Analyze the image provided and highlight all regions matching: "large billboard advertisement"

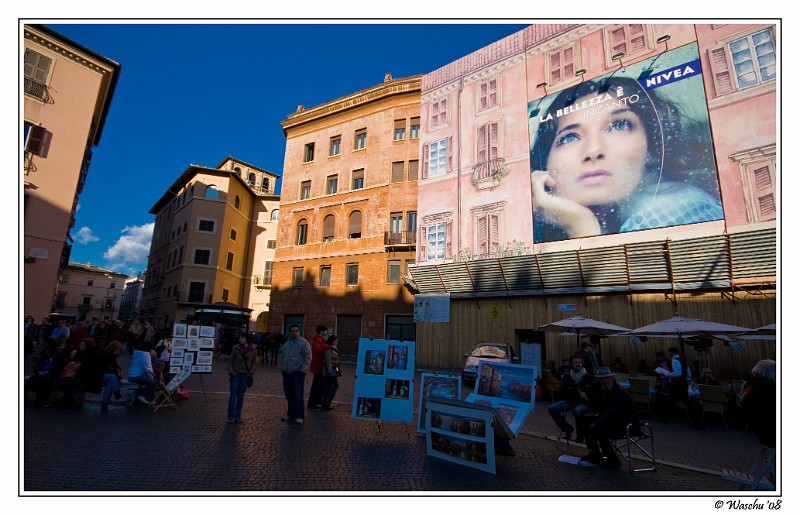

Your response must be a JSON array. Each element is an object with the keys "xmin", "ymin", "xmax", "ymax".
[{"xmin": 528, "ymin": 42, "xmax": 723, "ymax": 243}]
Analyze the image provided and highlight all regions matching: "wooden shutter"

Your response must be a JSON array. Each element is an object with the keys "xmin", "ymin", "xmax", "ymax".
[
  {"xmin": 488, "ymin": 79, "xmax": 497, "ymax": 107},
  {"xmin": 489, "ymin": 122, "xmax": 499, "ymax": 161},
  {"xmin": 749, "ymin": 161, "xmax": 776, "ymax": 220},
  {"xmin": 419, "ymin": 226, "xmax": 427, "ymax": 262},
  {"xmin": 447, "ymin": 136, "xmax": 453, "ymax": 172},
  {"xmin": 26, "ymin": 125, "xmax": 48, "ymax": 156},
  {"xmin": 479, "ymin": 82, "xmax": 488, "ymax": 110},
  {"xmin": 24, "ymin": 50, "xmax": 51, "ymax": 83},
  {"xmin": 478, "ymin": 125, "xmax": 487, "ymax": 162},
  {"xmin": 610, "ymin": 26, "xmax": 627, "ymax": 55},
  {"xmin": 323, "ymin": 214, "xmax": 335, "ymax": 240},
  {"xmin": 628, "ymin": 24, "xmax": 646, "ymax": 52},
  {"xmin": 349, "ymin": 211, "xmax": 362, "ymax": 237},
  {"xmin": 421, "ymin": 143, "xmax": 429, "ymax": 180},
  {"xmin": 489, "ymin": 214, "xmax": 500, "ymax": 249},
  {"xmin": 445, "ymin": 221, "xmax": 453, "ymax": 259},
  {"xmin": 440, "ymin": 99, "xmax": 447, "ymax": 125},
  {"xmin": 408, "ymin": 160, "xmax": 419, "ymax": 181},
  {"xmin": 392, "ymin": 161, "xmax": 405, "ymax": 183},
  {"xmin": 708, "ymin": 45, "xmax": 735, "ymax": 97},
  {"xmin": 477, "ymin": 215, "xmax": 487, "ymax": 255}
]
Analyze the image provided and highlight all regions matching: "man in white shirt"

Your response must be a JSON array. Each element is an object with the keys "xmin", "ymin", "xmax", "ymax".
[{"xmin": 657, "ymin": 346, "xmax": 703, "ymax": 429}]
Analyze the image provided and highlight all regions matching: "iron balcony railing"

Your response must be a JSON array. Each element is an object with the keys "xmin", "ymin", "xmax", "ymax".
[
  {"xmin": 252, "ymin": 274, "xmax": 273, "ymax": 287},
  {"xmin": 470, "ymin": 157, "xmax": 509, "ymax": 187},
  {"xmin": 384, "ymin": 231, "xmax": 417, "ymax": 246},
  {"xmin": 24, "ymin": 78, "xmax": 50, "ymax": 102}
]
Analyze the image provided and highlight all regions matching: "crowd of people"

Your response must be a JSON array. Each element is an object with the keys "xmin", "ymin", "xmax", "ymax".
[
  {"xmin": 25, "ymin": 316, "xmax": 169, "ymax": 409},
  {"xmin": 543, "ymin": 344, "xmax": 777, "ymax": 469}
]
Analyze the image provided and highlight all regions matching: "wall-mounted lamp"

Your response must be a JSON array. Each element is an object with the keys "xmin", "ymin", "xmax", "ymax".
[
  {"xmin": 575, "ymin": 69, "xmax": 587, "ymax": 83},
  {"xmin": 657, "ymin": 34, "xmax": 671, "ymax": 51},
  {"xmin": 529, "ymin": 82, "xmax": 550, "ymax": 117},
  {"xmin": 611, "ymin": 52, "xmax": 625, "ymax": 70}
]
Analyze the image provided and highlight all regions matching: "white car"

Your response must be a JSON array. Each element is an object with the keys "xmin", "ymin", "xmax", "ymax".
[{"xmin": 462, "ymin": 342, "xmax": 518, "ymax": 384}]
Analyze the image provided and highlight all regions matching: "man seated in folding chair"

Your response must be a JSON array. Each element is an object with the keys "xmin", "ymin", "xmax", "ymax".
[
  {"xmin": 576, "ymin": 366, "xmax": 636, "ymax": 469},
  {"xmin": 547, "ymin": 355, "xmax": 596, "ymax": 443}
]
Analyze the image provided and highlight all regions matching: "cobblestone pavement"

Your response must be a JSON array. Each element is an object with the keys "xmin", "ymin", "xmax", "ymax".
[{"xmin": 22, "ymin": 354, "xmax": 779, "ymax": 499}]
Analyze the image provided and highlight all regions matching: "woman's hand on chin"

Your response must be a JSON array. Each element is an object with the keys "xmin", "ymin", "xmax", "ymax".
[{"xmin": 530, "ymin": 170, "xmax": 601, "ymax": 238}]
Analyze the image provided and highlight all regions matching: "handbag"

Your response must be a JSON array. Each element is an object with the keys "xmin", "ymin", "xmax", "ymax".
[{"xmin": 59, "ymin": 361, "xmax": 81, "ymax": 379}]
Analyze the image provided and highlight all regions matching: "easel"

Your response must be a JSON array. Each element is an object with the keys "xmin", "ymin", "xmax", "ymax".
[{"xmin": 150, "ymin": 369, "xmax": 191, "ymax": 412}]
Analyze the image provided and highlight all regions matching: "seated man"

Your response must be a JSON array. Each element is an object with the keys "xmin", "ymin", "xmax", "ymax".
[
  {"xmin": 547, "ymin": 355, "xmax": 596, "ymax": 442},
  {"xmin": 577, "ymin": 366, "xmax": 636, "ymax": 469}
]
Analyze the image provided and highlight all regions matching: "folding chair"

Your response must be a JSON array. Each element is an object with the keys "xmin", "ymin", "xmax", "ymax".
[
  {"xmin": 611, "ymin": 421, "xmax": 656, "ymax": 473},
  {"xmin": 722, "ymin": 446, "xmax": 775, "ymax": 490},
  {"xmin": 149, "ymin": 380, "xmax": 179, "ymax": 412}
]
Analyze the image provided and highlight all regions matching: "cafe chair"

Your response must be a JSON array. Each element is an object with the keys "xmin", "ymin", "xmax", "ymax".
[
  {"xmin": 541, "ymin": 369, "xmax": 561, "ymax": 403},
  {"xmin": 628, "ymin": 377, "xmax": 653, "ymax": 419},
  {"xmin": 610, "ymin": 420, "xmax": 656, "ymax": 473},
  {"xmin": 698, "ymin": 384, "xmax": 727, "ymax": 429}
]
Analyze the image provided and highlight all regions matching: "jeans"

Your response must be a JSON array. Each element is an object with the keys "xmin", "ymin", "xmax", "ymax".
[
  {"xmin": 321, "ymin": 375, "xmax": 339, "ymax": 408},
  {"xmin": 282, "ymin": 370, "xmax": 305, "ymax": 419},
  {"xmin": 227, "ymin": 373, "xmax": 249, "ymax": 421},
  {"xmin": 547, "ymin": 400, "xmax": 589, "ymax": 436},
  {"xmin": 102, "ymin": 374, "xmax": 120, "ymax": 403},
  {"xmin": 129, "ymin": 374, "xmax": 155, "ymax": 402}
]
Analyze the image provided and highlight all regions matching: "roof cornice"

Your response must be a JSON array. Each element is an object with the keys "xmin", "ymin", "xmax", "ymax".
[{"xmin": 281, "ymin": 75, "xmax": 422, "ymax": 133}]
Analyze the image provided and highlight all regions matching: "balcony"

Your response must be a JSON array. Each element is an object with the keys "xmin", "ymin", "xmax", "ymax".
[
  {"xmin": 384, "ymin": 231, "xmax": 416, "ymax": 250},
  {"xmin": 24, "ymin": 78, "xmax": 50, "ymax": 102},
  {"xmin": 471, "ymin": 157, "xmax": 508, "ymax": 190},
  {"xmin": 252, "ymin": 274, "xmax": 273, "ymax": 289},
  {"xmin": 174, "ymin": 291, "xmax": 214, "ymax": 304}
]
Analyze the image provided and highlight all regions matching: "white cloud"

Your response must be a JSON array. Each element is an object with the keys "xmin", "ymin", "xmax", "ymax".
[
  {"xmin": 103, "ymin": 223, "xmax": 154, "ymax": 270},
  {"xmin": 74, "ymin": 226, "xmax": 99, "ymax": 244}
]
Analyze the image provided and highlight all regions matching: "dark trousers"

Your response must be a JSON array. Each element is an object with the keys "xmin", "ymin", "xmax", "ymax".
[
  {"xmin": 580, "ymin": 414, "xmax": 623, "ymax": 463},
  {"xmin": 307, "ymin": 372, "xmax": 325, "ymax": 408},
  {"xmin": 322, "ymin": 376, "xmax": 339, "ymax": 408},
  {"xmin": 282, "ymin": 370, "xmax": 305, "ymax": 419},
  {"xmin": 664, "ymin": 377, "xmax": 699, "ymax": 425}
]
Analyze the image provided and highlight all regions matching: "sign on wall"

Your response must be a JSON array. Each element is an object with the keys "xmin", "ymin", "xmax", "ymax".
[
  {"xmin": 528, "ymin": 42, "xmax": 723, "ymax": 243},
  {"xmin": 413, "ymin": 294, "xmax": 450, "ymax": 322}
]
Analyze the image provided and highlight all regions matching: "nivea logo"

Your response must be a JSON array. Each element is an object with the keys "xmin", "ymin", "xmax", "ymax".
[{"xmin": 639, "ymin": 59, "xmax": 701, "ymax": 90}]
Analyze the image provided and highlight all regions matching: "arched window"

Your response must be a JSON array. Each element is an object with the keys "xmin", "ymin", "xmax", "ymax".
[
  {"xmin": 234, "ymin": 195, "xmax": 241, "ymax": 209},
  {"xmin": 297, "ymin": 219, "xmax": 309, "ymax": 245},
  {"xmin": 205, "ymin": 185, "xmax": 219, "ymax": 199},
  {"xmin": 233, "ymin": 167, "xmax": 241, "ymax": 177},
  {"xmin": 271, "ymin": 209, "xmax": 279, "ymax": 221},
  {"xmin": 262, "ymin": 177, "xmax": 270, "ymax": 191},
  {"xmin": 348, "ymin": 210, "xmax": 362, "ymax": 239},
  {"xmin": 248, "ymin": 173, "xmax": 256, "ymax": 187},
  {"xmin": 322, "ymin": 214, "xmax": 335, "ymax": 242}
]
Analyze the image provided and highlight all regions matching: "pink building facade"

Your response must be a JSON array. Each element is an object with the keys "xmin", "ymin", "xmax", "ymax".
[
  {"xmin": 411, "ymin": 23, "xmax": 776, "ymax": 372},
  {"xmin": 417, "ymin": 23, "xmax": 776, "ymax": 263}
]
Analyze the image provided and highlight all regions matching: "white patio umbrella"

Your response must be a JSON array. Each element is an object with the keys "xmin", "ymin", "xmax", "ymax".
[
  {"xmin": 736, "ymin": 324, "xmax": 777, "ymax": 341},
  {"xmin": 537, "ymin": 316, "xmax": 630, "ymax": 349},
  {"xmin": 626, "ymin": 315, "xmax": 753, "ymax": 367}
]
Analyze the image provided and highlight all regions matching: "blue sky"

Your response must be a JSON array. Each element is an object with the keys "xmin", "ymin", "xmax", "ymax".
[{"xmin": 42, "ymin": 22, "xmax": 529, "ymax": 277}]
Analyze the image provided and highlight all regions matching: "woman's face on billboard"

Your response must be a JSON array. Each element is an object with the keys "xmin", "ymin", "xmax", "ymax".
[{"xmin": 546, "ymin": 94, "xmax": 648, "ymax": 206}]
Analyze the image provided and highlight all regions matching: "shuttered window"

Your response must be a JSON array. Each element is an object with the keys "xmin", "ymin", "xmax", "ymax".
[
  {"xmin": 349, "ymin": 211, "xmax": 362, "ymax": 239},
  {"xmin": 392, "ymin": 161, "xmax": 405, "ymax": 183}
]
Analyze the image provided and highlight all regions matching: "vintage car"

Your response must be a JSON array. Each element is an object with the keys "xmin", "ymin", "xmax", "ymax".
[{"xmin": 462, "ymin": 342, "xmax": 518, "ymax": 384}]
